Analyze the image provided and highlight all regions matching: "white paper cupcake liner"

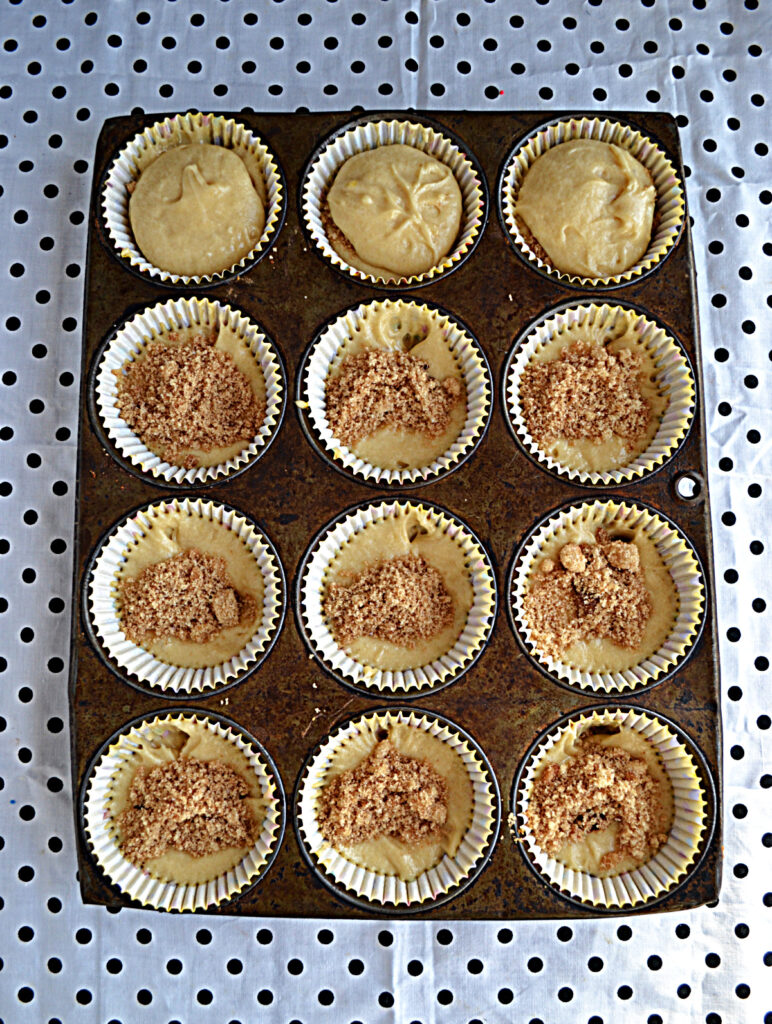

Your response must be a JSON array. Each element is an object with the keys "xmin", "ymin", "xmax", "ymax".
[
  {"xmin": 93, "ymin": 296, "xmax": 285, "ymax": 485},
  {"xmin": 298, "ymin": 299, "xmax": 492, "ymax": 486},
  {"xmin": 500, "ymin": 116, "xmax": 686, "ymax": 287},
  {"xmin": 83, "ymin": 712, "xmax": 284, "ymax": 911},
  {"xmin": 299, "ymin": 500, "xmax": 497, "ymax": 694},
  {"xmin": 512, "ymin": 706, "xmax": 710, "ymax": 909},
  {"xmin": 86, "ymin": 498, "xmax": 284, "ymax": 694},
  {"xmin": 101, "ymin": 111, "xmax": 284, "ymax": 286},
  {"xmin": 301, "ymin": 117, "xmax": 486, "ymax": 287},
  {"xmin": 296, "ymin": 707, "xmax": 500, "ymax": 909},
  {"xmin": 509, "ymin": 500, "xmax": 705, "ymax": 693},
  {"xmin": 504, "ymin": 302, "xmax": 696, "ymax": 486}
]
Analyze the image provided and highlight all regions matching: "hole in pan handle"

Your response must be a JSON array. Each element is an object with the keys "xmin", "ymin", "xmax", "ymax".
[{"xmin": 673, "ymin": 470, "xmax": 705, "ymax": 504}]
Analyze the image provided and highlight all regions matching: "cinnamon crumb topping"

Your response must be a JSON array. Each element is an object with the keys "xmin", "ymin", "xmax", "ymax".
[
  {"xmin": 116, "ymin": 334, "xmax": 265, "ymax": 469},
  {"xmin": 523, "ymin": 529, "xmax": 652, "ymax": 658},
  {"xmin": 119, "ymin": 757, "xmax": 258, "ymax": 863},
  {"xmin": 527, "ymin": 740, "xmax": 668, "ymax": 871},
  {"xmin": 325, "ymin": 349, "xmax": 464, "ymax": 447},
  {"xmin": 318, "ymin": 739, "xmax": 448, "ymax": 846},
  {"xmin": 324, "ymin": 553, "xmax": 454, "ymax": 648},
  {"xmin": 520, "ymin": 340, "xmax": 652, "ymax": 447},
  {"xmin": 119, "ymin": 548, "xmax": 257, "ymax": 645}
]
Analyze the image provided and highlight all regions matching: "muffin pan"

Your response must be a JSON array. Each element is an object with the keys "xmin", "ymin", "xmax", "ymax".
[{"xmin": 71, "ymin": 110, "xmax": 721, "ymax": 918}]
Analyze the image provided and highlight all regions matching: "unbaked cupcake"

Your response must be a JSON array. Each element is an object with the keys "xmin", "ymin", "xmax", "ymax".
[
  {"xmin": 298, "ymin": 500, "xmax": 496, "ymax": 695},
  {"xmin": 504, "ymin": 302, "xmax": 695, "ymax": 486},
  {"xmin": 500, "ymin": 116, "xmax": 685, "ymax": 288},
  {"xmin": 93, "ymin": 297, "xmax": 285, "ymax": 485},
  {"xmin": 298, "ymin": 298, "xmax": 491, "ymax": 487},
  {"xmin": 83, "ymin": 712, "xmax": 285, "ymax": 910},
  {"xmin": 296, "ymin": 707, "xmax": 500, "ymax": 909},
  {"xmin": 102, "ymin": 112, "xmax": 284, "ymax": 286},
  {"xmin": 512, "ymin": 706, "xmax": 711, "ymax": 910},
  {"xmin": 86, "ymin": 498, "xmax": 284, "ymax": 694},
  {"xmin": 302, "ymin": 117, "xmax": 486, "ymax": 287},
  {"xmin": 509, "ymin": 500, "xmax": 705, "ymax": 693}
]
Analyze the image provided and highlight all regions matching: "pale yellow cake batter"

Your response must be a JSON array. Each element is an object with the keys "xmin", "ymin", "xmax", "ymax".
[
  {"xmin": 526, "ymin": 510, "xmax": 678, "ymax": 673},
  {"xmin": 129, "ymin": 143, "xmax": 266, "ymax": 277},
  {"xmin": 522, "ymin": 313, "xmax": 668, "ymax": 474},
  {"xmin": 327, "ymin": 145, "xmax": 463, "ymax": 279},
  {"xmin": 516, "ymin": 140, "xmax": 655, "ymax": 278},
  {"xmin": 118, "ymin": 321, "xmax": 266, "ymax": 468}
]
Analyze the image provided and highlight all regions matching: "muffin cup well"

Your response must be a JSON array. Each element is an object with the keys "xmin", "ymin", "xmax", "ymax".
[
  {"xmin": 295, "ymin": 706, "xmax": 500, "ymax": 911},
  {"xmin": 499, "ymin": 115, "xmax": 685, "ymax": 288},
  {"xmin": 503, "ymin": 301, "xmax": 696, "ymax": 487},
  {"xmin": 82, "ymin": 710, "xmax": 285, "ymax": 911},
  {"xmin": 85, "ymin": 498, "xmax": 285, "ymax": 696},
  {"xmin": 511, "ymin": 705, "xmax": 712, "ymax": 911},
  {"xmin": 507, "ymin": 499, "xmax": 705, "ymax": 694},
  {"xmin": 91, "ymin": 297, "xmax": 286, "ymax": 486},
  {"xmin": 101, "ymin": 111, "xmax": 285, "ymax": 287},
  {"xmin": 297, "ymin": 299, "xmax": 492, "ymax": 488},
  {"xmin": 301, "ymin": 116, "xmax": 487, "ymax": 288},
  {"xmin": 297, "ymin": 499, "xmax": 497, "ymax": 697}
]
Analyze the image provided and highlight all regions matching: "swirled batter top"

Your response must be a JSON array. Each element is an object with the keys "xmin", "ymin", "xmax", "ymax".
[
  {"xmin": 516, "ymin": 140, "xmax": 656, "ymax": 278},
  {"xmin": 129, "ymin": 143, "xmax": 265, "ymax": 277},
  {"xmin": 326, "ymin": 145, "xmax": 463, "ymax": 279}
]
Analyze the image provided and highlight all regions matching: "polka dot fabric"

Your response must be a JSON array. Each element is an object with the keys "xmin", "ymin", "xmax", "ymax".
[{"xmin": 1, "ymin": 1, "xmax": 769, "ymax": 1022}]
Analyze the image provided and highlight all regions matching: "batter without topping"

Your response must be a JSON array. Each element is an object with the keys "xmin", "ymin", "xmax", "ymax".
[
  {"xmin": 326, "ymin": 145, "xmax": 463, "ymax": 279},
  {"xmin": 129, "ymin": 143, "xmax": 265, "ymax": 277},
  {"xmin": 516, "ymin": 140, "xmax": 655, "ymax": 278}
]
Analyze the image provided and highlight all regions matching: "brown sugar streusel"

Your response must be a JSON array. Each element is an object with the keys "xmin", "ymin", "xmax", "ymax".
[
  {"xmin": 527, "ymin": 741, "xmax": 668, "ymax": 871},
  {"xmin": 324, "ymin": 553, "xmax": 454, "ymax": 648},
  {"xmin": 119, "ymin": 548, "xmax": 257, "ymax": 645},
  {"xmin": 318, "ymin": 739, "xmax": 448, "ymax": 847},
  {"xmin": 119, "ymin": 757, "xmax": 258, "ymax": 863},
  {"xmin": 115, "ymin": 332, "xmax": 265, "ymax": 469},
  {"xmin": 325, "ymin": 349, "xmax": 464, "ymax": 447},
  {"xmin": 519, "ymin": 340, "xmax": 652, "ymax": 448},
  {"xmin": 523, "ymin": 529, "xmax": 652, "ymax": 659}
]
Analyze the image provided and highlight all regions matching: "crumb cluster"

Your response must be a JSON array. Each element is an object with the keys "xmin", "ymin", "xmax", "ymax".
[
  {"xmin": 324, "ymin": 553, "xmax": 454, "ymax": 648},
  {"xmin": 119, "ymin": 548, "xmax": 257, "ymax": 645},
  {"xmin": 116, "ymin": 334, "xmax": 265, "ymax": 468},
  {"xmin": 520, "ymin": 340, "xmax": 652, "ymax": 447},
  {"xmin": 527, "ymin": 740, "xmax": 667, "ymax": 871},
  {"xmin": 325, "ymin": 349, "xmax": 464, "ymax": 447},
  {"xmin": 119, "ymin": 757, "xmax": 258, "ymax": 863},
  {"xmin": 523, "ymin": 529, "xmax": 652, "ymax": 658},
  {"xmin": 318, "ymin": 739, "xmax": 448, "ymax": 847}
]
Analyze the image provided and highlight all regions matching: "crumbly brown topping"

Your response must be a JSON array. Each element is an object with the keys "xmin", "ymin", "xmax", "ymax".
[
  {"xmin": 527, "ymin": 740, "xmax": 668, "ymax": 870},
  {"xmin": 325, "ymin": 349, "xmax": 464, "ymax": 447},
  {"xmin": 523, "ymin": 529, "xmax": 652, "ymax": 658},
  {"xmin": 318, "ymin": 739, "xmax": 448, "ymax": 846},
  {"xmin": 119, "ymin": 548, "xmax": 257, "ymax": 645},
  {"xmin": 324, "ymin": 553, "xmax": 454, "ymax": 648},
  {"xmin": 520, "ymin": 340, "xmax": 652, "ymax": 447},
  {"xmin": 116, "ymin": 334, "xmax": 265, "ymax": 469},
  {"xmin": 119, "ymin": 757, "xmax": 258, "ymax": 863}
]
